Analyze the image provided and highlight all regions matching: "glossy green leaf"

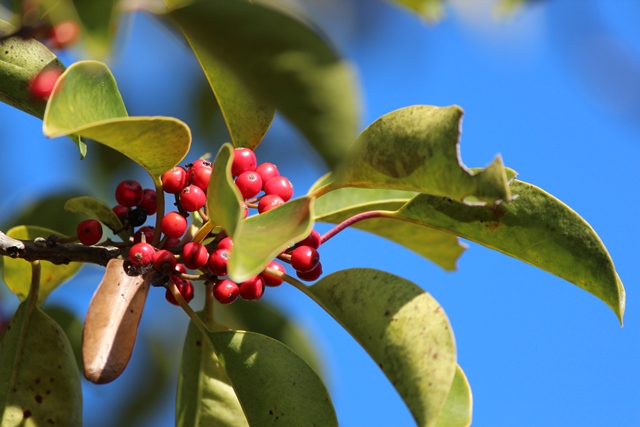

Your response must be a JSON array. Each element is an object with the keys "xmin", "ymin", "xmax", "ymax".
[
  {"xmin": 308, "ymin": 268, "xmax": 457, "ymax": 426},
  {"xmin": 434, "ymin": 365, "xmax": 472, "ymax": 427},
  {"xmin": 207, "ymin": 143, "xmax": 244, "ymax": 237},
  {"xmin": 167, "ymin": 0, "xmax": 275, "ymax": 150},
  {"xmin": 169, "ymin": 0, "xmax": 359, "ymax": 169},
  {"xmin": 228, "ymin": 196, "xmax": 315, "ymax": 282},
  {"xmin": 43, "ymin": 60, "xmax": 191, "ymax": 177},
  {"xmin": 313, "ymin": 186, "xmax": 465, "ymax": 271},
  {"xmin": 42, "ymin": 305, "xmax": 84, "ymax": 372},
  {"xmin": 64, "ymin": 196, "xmax": 128, "ymax": 240},
  {"xmin": 209, "ymin": 330, "xmax": 338, "ymax": 427},
  {"xmin": 177, "ymin": 314, "xmax": 248, "ymax": 427},
  {"xmin": 388, "ymin": 0, "xmax": 446, "ymax": 22},
  {"xmin": 396, "ymin": 180, "xmax": 626, "ymax": 323},
  {"xmin": 327, "ymin": 105, "xmax": 511, "ymax": 205},
  {"xmin": 0, "ymin": 298, "xmax": 82, "ymax": 426},
  {"xmin": 2, "ymin": 226, "xmax": 82, "ymax": 303}
]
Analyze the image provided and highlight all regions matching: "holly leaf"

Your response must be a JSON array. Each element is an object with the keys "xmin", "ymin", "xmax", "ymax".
[
  {"xmin": 169, "ymin": 0, "xmax": 359, "ymax": 169},
  {"xmin": 0, "ymin": 296, "xmax": 82, "ymax": 426},
  {"xmin": 42, "ymin": 60, "xmax": 191, "ymax": 177},
  {"xmin": 309, "ymin": 268, "xmax": 457, "ymax": 426},
  {"xmin": 228, "ymin": 197, "xmax": 315, "ymax": 282},
  {"xmin": 207, "ymin": 143, "xmax": 244, "ymax": 238},
  {"xmin": 64, "ymin": 196, "xmax": 128, "ymax": 240},
  {"xmin": 395, "ymin": 180, "xmax": 626, "ymax": 323},
  {"xmin": 208, "ymin": 330, "xmax": 338, "ymax": 427},
  {"xmin": 326, "ymin": 105, "xmax": 511, "ymax": 205},
  {"xmin": 1, "ymin": 226, "xmax": 83, "ymax": 303},
  {"xmin": 434, "ymin": 365, "xmax": 473, "ymax": 427}
]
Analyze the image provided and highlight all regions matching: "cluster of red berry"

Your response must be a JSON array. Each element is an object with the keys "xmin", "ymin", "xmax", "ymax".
[{"xmin": 74, "ymin": 147, "xmax": 324, "ymax": 307}]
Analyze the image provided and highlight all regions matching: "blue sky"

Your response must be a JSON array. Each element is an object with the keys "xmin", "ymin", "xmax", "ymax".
[{"xmin": 1, "ymin": 1, "xmax": 639, "ymax": 426}]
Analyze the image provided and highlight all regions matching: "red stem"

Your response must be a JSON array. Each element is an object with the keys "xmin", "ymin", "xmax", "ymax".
[{"xmin": 320, "ymin": 211, "xmax": 388, "ymax": 245}]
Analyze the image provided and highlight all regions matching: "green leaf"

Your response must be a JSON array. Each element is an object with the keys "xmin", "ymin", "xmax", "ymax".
[
  {"xmin": 2, "ymin": 226, "xmax": 83, "ymax": 303},
  {"xmin": 209, "ymin": 330, "xmax": 338, "ymax": 427},
  {"xmin": 327, "ymin": 105, "xmax": 511, "ymax": 205},
  {"xmin": 41, "ymin": 305, "xmax": 84, "ymax": 372},
  {"xmin": 308, "ymin": 268, "xmax": 457, "ymax": 426},
  {"xmin": 0, "ymin": 298, "xmax": 82, "ymax": 426},
  {"xmin": 168, "ymin": 0, "xmax": 359, "ymax": 169},
  {"xmin": 167, "ymin": 0, "xmax": 275, "ymax": 150},
  {"xmin": 72, "ymin": 0, "xmax": 119, "ymax": 58},
  {"xmin": 64, "ymin": 196, "xmax": 128, "ymax": 240},
  {"xmin": 313, "ymin": 185, "xmax": 465, "ymax": 271},
  {"xmin": 207, "ymin": 143, "xmax": 244, "ymax": 237},
  {"xmin": 395, "ymin": 180, "xmax": 626, "ymax": 323},
  {"xmin": 434, "ymin": 365, "xmax": 472, "ymax": 427},
  {"xmin": 228, "ymin": 196, "xmax": 315, "ymax": 282},
  {"xmin": 177, "ymin": 314, "xmax": 248, "ymax": 427},
  {"xmin": 388, "ymin": 0, "xmax": 446, "ymax": 22},
  {"xmin": 43, "ymin": 60, "xmax": 191, "ymax": 177}
]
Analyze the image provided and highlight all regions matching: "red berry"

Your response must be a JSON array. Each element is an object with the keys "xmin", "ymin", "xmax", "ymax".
[
  {"xmin": 166, "ymin": 278, "xmax": 194, "ymax": 305},
  {"xmin": 207, "ymin": 248, "xmax": 230, "ymax": 276},
  {"xmin": 255, "ymin": 162, "xmax": 280, "ymax": 184},
  {"xmin": 77, "ymin": 219, "xmax": 102, "ymax": 246},
  {"xmin": 296, "ymin": 262, "xmax": 323, "ymax": 281},
  {"xmin": 181, "ymin": 242, "xmax": 209, "ymax": 270},
  {"xmin": 231, "ymin": 148, "xmax": 257, "ymax": 176},
  {"xmin": 49, "ymin": 20, "xmax": 80, "ymax": 48},
  {"xmin": 257, "ymin": 195, "xmax": 284, "ymax": 213},
  {"xmin": 239, "ymin": 276, "xmax": 265, "ymax": 301},
  {"xmin": 190, "ymin": 165, "xmax": 212, "ymax": 191},
  {"xmin": 161, "ymin": 212, "xmax": 188, "ymax": 239},
  {"xmin": 164, "ymin": 237, "xmax": 181, "ymax": 249},
  {"xmin": 260, "ymin": 261, "xmax": 285, "ymax": 287},
  {"xmin": 139, "ymin": 189, "xmax": 157, "ymax": 215},
  {"xmin": 264, "ymin": 176, "xmax": 293, "ymax": 202},
  {"xmin": 235, "ymin": 171, "xmax": 263, "ymax": 199},
  {"xmin": 153, "ymin": 249, "xmax": 177, "ymax": 273},
  {"xmin": 180, "ymin": 185, "xmax": 207, "ymax": 212},
  {"xmin": 217, "ymin": 237, "xmax": 234, "ymax": 251},
  {"xmin": 298, "ymin": 230, "xmax": 321, "ymax": 249},
  {"xmin": 134, "ymin": 226, "xmax": 155, "ymax": 244},
  {"xmin": 174, "ymin": 263, "xmax": 187, "ymax": 275},
  {"xmin": 213, "ymin": 279, "xmax": 239, "ymax": 304},
  {"xmin": 290, "ymin": 245, "xmax": 320, "ymax": 273},
  {"xmin": 161, "ymin": 166, "xmax": 188, "ymax": 194},
  {"xmin": 129, "ymin": 242, "xmax": 155, "ymax": 266},
  {"xmin": 115, "ymin": 180, "xmax": 143, "ymax": 207},
  {"xmin": 29, "ymin": 68, "xmax": 62, "ymax": 100},
  {"xmin": 112, "ymin": 205, "xmax": 128, "ymax": 224},
  {"xmin": 188, "ymin": 159, "xmax": 213, "ymax": 171}
]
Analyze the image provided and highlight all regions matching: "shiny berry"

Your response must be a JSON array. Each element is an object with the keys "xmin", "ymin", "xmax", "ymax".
[
  {"xmin": 231, "ymin": 148, "xmax": 257, "ymax": 176},
  {"xmin": 188, "ymin": 159, "xmax": 213, "ymax": 171},
  {"xmin": 213, "ymin": 279, "xmax": 239, "ymax": 304},
  {"xmin": 261, "ymin": 261, "xmax": 285, "ymax": 287},
  {"xmin": 29, "ymin": 68, "xmax": 62, "ymax": 100},
  {"xmin": 190, "ymin": 165, "xmax": 212, "ymax": 191},
  {"xmin": 134, "ymin": 226, "xmax": 155, "ymax": 244},
  {"xmin": 217, "ymin": 237, "xmax": 234, "ymax": 251},
  {"xmin": 239, "ymin": 276, "xmax": 265, "ymax": 301},
  {"xmin": 153, "ymin": 249, "xmax": 177, "ymax": 273},
  {"xmin": 161, "ymin": 166, "xmax": 188, "ymax": 194},
  {"xmin": 257, "ymin": 195, "xmax": 284, "ymax": 213},
  {"xmin": 166, "ymin": 278, "xmax": 194, "ymax": 305},
  {"xmin": 161, "ymin": 212, "xmax": 188, "ymax": 239},
  {"xmin": 180, "ymin": 185, "xmax": 206, "ymax": 212},
  {"xmin": 207, "ymin": 248, "xmax": 230, "ymax": 276},
  {"xmin": 296, "ymin": 262, "xmax": 323, "ymax": 281},
  {"xmin": 255, "ymin": 162, "xmax": 279, "ymax": 184},
  {"xmin": 128, "ymin": 207, "xmax": 147, "ymax": 227},
  {"xmin": 77, "ymin": 219, "xmax": 103, "ymax": 246},
  {"xmin": 112, "ymin": 205, "xmax": 128, "ymax": 224},
  {"xmin": 129, "ymin": 242, "xmax": 155, "ymax": 266},
  {"xmin": 264, "ymin": 176, "xmax": 293, "ymax": 202},
  {"xmin": 298, "ymin": 230, "xmax": 321, "ymax": 249},
  {"xmin": 235, "ymin": 171, "xmax": 263, "ymax": 199},
  {"xmin": 139, "ymin": 189, "xmax": 157, "ymax": 215},
  {"xmin": 115, "ymin": 180, "xmax": 143, "ymax": 207},
  {"xmin": 181, "ymin": 242, "xmax": 209, "ymax": 270},
  {"xmin": 291, "ymin": 245, "xmax": 320, "ymax": 273}
]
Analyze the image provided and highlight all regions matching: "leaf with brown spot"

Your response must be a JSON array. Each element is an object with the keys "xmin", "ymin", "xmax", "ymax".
[{"xmin": 82, "ymin": 259, "xmax": 150, "ymax": 384}]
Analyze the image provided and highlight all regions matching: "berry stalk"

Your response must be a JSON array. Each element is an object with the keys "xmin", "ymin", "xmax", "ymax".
[{"xmin": 320, "ymin": 210, "xmax": 390, "ymax": 245}]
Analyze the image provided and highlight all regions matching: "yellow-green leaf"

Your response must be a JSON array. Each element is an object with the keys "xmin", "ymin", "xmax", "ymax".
[
  {"xmin": 387, "ymin": 0, "xmax": 446, "ymax": 22},
  {"xmin": 309, "ymin": 268, "xmax": 457, "ymax": 426},
  {"xmin": 64, "ymin": 196, "xmax": 127, "ymax": 240},
  {"xmin": 2, "ymin": 226, "xmax": 82, "ymax": 303},
  {"xmin": 434, "ymin": 365, "xmax": 473, "ymax": 427},
  {"xmin": 207, "ymin": 143, "xmax": 244, "ymax": 238}
]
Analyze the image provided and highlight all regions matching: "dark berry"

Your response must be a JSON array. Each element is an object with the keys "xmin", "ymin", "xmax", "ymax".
[
  {"xmin": 296, "ymin": 262, "xmax": 323, "ymax": 281},
  {"xmin": 180, "ymin": 185, "xmax": 207, "ymax": 212},
  {"xmin": 235, "ymin": 171, "xmax": 263, "ymax": 199},
  {"xmin": 77, "ymin": 219, "xmax": 102, "ymax": 246},
  {"xmin": 134, "ymin": 226, "xmax": 155, "ymax": 244},
  {"xmin": 260, "ymin": 261, "xmax": 285, "ymax": 287},
  {"xmin": 239, "ymin": 276, "xmax": 265, "ymax": 301},
  {"xmin": 298, "ymin": 230, "xmax": 321, "ymax": 249},
  {"xmin": 213, "ymin": 279, "xmax": 239, "ymax": 304},
  {"xmin": 128, "ymin": 207, "xmax": 148, "ymax": 227},
  {"xmin": 115, "ymin": 180, "xmax": 143, "ymax": 207},
  {"xmin": 153, "ymin": 249, "xmax": 177, "ymax": 273},
  {"xmin": 112, "ymin": 205, "xmax": 128, "ymax": 224},
  {"xmin": 161, "ymin": 212, "xmax": 188, "ymax": 239},
  {"xmin": 181, "ymin": 242, "xmax": 209, "ymax": 270},
  {"xmin": 30, "ymin": 68, "xmax": 62, "ymax": 100},
  {"xmin": 207, "ymin": 248, "xmax": 230, "ymax": 276},
  {"xmin": 255, "ymin": 162, "xmax": 279, "ymax": 184},
  {"xmin": 129, "ymin": 242, "xmax": 155, "ymax": 266},
  {"xmin": 139, "ymin": 189, "xmax": 157, "ymax": 215},
  {"xmin": 257, "ymin": 194, "xmax": 284, "ymax": 213},
  {"xmin": 231, "ymin": 148, "xmax": 257, "ymax": 176},
  {"xmin": 161, "ymin": 166, "xmax": 188, "ymax": 194},
  {"xmin": 290, "ymin": 245, "xmax": 320, "ymax": 273},
  {"xmin": 264, "ymin": 176, "xmax": 293, "ymax": 202}
]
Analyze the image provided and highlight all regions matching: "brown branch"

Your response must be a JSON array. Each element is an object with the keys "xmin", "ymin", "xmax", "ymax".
[{"xmin": 0, "ymin": 231, "xmax": 122, "ymax": 266}]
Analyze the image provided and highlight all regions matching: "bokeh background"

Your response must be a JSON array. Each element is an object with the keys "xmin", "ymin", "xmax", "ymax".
[{"xmin": 1, "ymin": 0, "xmax": 639, "ymax": 426}]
